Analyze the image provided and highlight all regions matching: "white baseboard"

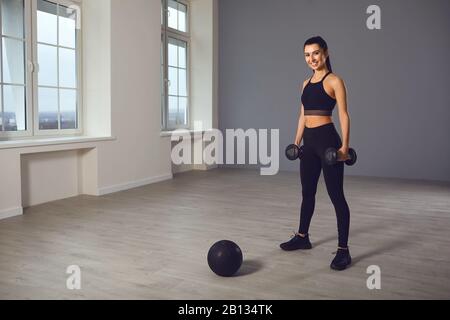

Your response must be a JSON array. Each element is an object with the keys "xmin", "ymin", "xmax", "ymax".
[
  {"xmin": 172, "ymin": 164, "xmax": 194, "ymax": 174},
  {"xmin": 98, "ymin": 173, "xmax": 173, "ymax": 196},
  {"xmin": 193, "ymin": 164, "xmax": 218, "ymax": 171},
  {"xmin": 173, "ymin": 163, "xmax": 218, "ymax": 174},
  {"xmin": 0, "ymin": 207, "xmax": 23, "ymax": 220}
]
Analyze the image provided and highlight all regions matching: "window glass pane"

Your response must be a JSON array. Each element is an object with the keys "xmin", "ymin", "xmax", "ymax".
[
  {"xmin": 160, "ymin": 35, "xmax": 164, "ymax": 66},
  {"xmin": 0, "ymin": 90, "xmax": 2, "ymax": 131},
  {"xmin": 178, "ymin": 2, "xmax": 187, "ymax": 32},
  {"xmin": 178, "ymin": 97, "xmax": 187, "ymax": 125},
  {"xmin": 168, "ymin": 96, "xmax": 177, "ymax": 127},
  {"xmin": 59, "ymin": 47, "xmax": 76, "ymax": 88},
  {"xmin": 160, "ymin": 63, "xmax": 164, "ymax": 96},
  {"xmin": 168, "ymin": 66, "xmax": 178, "ymax": 96},
  {"xmin": 38, "ymin": 87, "xmax": 58, "ymax": 130},
  {"xmin": 179, "ymin": 69, "xmax": 186, "ymax": 97},
  {"xmin": 58, "ymin": 4, "xmax": 76, "ymax": 48},
  {"xmin": 168, "ymin": 38, "xmax": 186, "ymax": 68},
  {"xmin": 161, "ymin": 0, "xmax": 164, "ymax": 26},
  {"xmin": 168, "ymin": 38, "xmax": 178, "ymax": 67},
  {"xmin": 38, "ymin": 43, "xmax": 57, "ymax": 86},
  {"xmin": 37, "ymin": 0, "xmax": 57, "ymax": 45},
  {"xmin": 167, "ymin": 0, "xmax": 178, "ymax": 30},
  {"xmin": 2, "ymin": 37, "xmax": 24, "ymax": 84},
  {"xmin": 161, "ymin": 36, "xmax": 165, "ymax": 127},
  {"xmin": 161, "ymin": 95, "xmax": 165, "ymax": 128},
  {"xmin": 1, "ymin": 0, "xmax": 24, "ymax": 39},
  {"xmin": 178, "ymin": 41, "xmax": 186, "ymax": 69},
  {"xmin": 3, "ymin": 84, "xmax": 25, "ymax": 131},
  {"xmin": 60, "ymin": 89, "xmax": 77, "ymax": 129}
]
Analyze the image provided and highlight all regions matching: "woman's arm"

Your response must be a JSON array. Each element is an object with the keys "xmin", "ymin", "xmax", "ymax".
[
  {"xmin": 294, "ymin": 79, "xmax": 309, "ymax": 147},
  {"xmin": 294, "ymin": 81, "xmax": 309, "ymax": 145},
  {"xmin": 333, "ymin": 77, "xmax": 351, "ymax": 158},
  {"xmin": 294, "ymin": 105, "xmax": 306, "ymax": 146}
]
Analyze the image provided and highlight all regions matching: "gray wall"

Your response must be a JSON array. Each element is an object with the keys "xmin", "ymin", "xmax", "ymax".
[{"xmin": 219, "ymin": 0, "xmax": 450, "ymax": 182}]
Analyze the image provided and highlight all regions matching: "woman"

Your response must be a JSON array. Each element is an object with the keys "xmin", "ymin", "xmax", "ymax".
[{"xmin": 280, "ymin": 36, "xmax": 352, "ymax": 271}]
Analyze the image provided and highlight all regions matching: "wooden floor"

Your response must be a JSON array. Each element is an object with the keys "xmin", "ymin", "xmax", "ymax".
[{"xmin": 1, "ymin": 168, "xmax": 450, "ymax": 300}]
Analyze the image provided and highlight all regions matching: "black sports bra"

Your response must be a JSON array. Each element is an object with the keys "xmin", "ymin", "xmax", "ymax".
[{"xmin": 301, "ymin": 71, "xmax": 336, "ymax": 116}]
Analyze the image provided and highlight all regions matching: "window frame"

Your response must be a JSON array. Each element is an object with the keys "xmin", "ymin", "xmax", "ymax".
[
  {"xmin": 0, "ymin": 0, "xmax": 83, "ymax": 140},
  {"xmin": 161, "ymin": 0, "xmax": 190, "ymax": 131},
  {"xmin": 32, "ymin": 0, "xmax": 83, "ymax": 137},
  {"xmin": 0, "ymin": 0, "xmax": 33, "ymax": 139}
]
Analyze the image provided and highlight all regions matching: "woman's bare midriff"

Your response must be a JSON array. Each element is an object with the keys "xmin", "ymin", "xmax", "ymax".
[{"xmin": 305, "ymin": 116, "xmax": 333, "ymax": 129}]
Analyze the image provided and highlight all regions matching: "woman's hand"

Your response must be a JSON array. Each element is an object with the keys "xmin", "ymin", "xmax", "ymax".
[{"xmin": 337, "ymin": 146, "xmax": 350, "ymax": 161}]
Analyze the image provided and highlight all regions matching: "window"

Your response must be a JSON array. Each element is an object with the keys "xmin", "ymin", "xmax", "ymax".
[
  {"xmin": 161, "ymin": 0, "xmax": 189, "ymax": 131},
  {"xmin": 0, "ymin": 0, "xmax": 29, "ymax": 135},
  {"xmin": 0, "ymin": 0, "xmax": 81, "ymax": 140}
]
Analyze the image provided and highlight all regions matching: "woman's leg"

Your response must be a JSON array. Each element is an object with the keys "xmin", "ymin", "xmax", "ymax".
[
  {"xmin": 298, "ymin": 145, "xmax": 322, "ymax": 235},
  {"xmin": 280, "ymin": 143, "xmax": 320, "ymax": 251},
  {"xmin": 321, "ymin": 154, "xmax": 351, "ymax": 248}
]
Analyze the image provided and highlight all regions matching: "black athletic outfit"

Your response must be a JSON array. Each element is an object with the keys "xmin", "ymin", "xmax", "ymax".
[{"xmin": 299, "ymin": 72, "xmax": 350, "ymax": 249}]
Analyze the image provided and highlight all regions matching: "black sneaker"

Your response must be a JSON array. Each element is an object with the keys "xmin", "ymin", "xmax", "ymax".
[
  {"xmin": 330, "ymin": 249, "xmax": 352, "ymax": 271},
  {"xmin": 280, "ymin": 233, "xmax": 313, "ymax": 251}
]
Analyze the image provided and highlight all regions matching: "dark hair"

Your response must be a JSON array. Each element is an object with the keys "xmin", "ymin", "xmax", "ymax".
[{"xmin": 304, "ymin": 36, "xmax": 332, "ymax": 73}]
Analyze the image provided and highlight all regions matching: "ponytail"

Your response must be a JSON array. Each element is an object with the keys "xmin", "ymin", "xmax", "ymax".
[{"xmin": 326, "ymin": 56, "xmax": 332, "ymax": 73}]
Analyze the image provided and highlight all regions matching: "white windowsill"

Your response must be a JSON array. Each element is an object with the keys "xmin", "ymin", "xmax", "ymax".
[
  {"xmin": 160, "ymin": 129, "xmax": 215, "ymax": 138},
  {"xmin": 0, "ymin": 135, "xmax": 116, "ymax": 150}
]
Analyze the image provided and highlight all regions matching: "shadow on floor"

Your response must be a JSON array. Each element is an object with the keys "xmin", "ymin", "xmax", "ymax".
[
  {"xmin": 235, "ymin": 259, "xmax": 265, "ymax": 276},
  {"xmin": 351, "ymin": 238, "xmax": 415, "ymax": 266},
  {"xmin": 312, "ymin": 222, "xmax": 393, "ymax": 247}
]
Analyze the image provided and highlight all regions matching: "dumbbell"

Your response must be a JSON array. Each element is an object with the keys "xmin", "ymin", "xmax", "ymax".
[
  {"xmin": 325, "ymin": 147, "xmax": 357, "ymax": 166},
  {"xmin": 285, "ymin": 144, "xmax": 305, "ymax": 161}
]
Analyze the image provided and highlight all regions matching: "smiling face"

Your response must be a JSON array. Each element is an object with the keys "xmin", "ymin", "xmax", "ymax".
[{"xmin": 304, "ymin": 44, "xmax": 328, "ymax": 71}]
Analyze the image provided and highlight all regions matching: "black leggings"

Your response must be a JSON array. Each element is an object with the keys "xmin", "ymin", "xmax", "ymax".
[{"xmin": 298, "ymin": 123, "xmax": 350, "ymax": 248}]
